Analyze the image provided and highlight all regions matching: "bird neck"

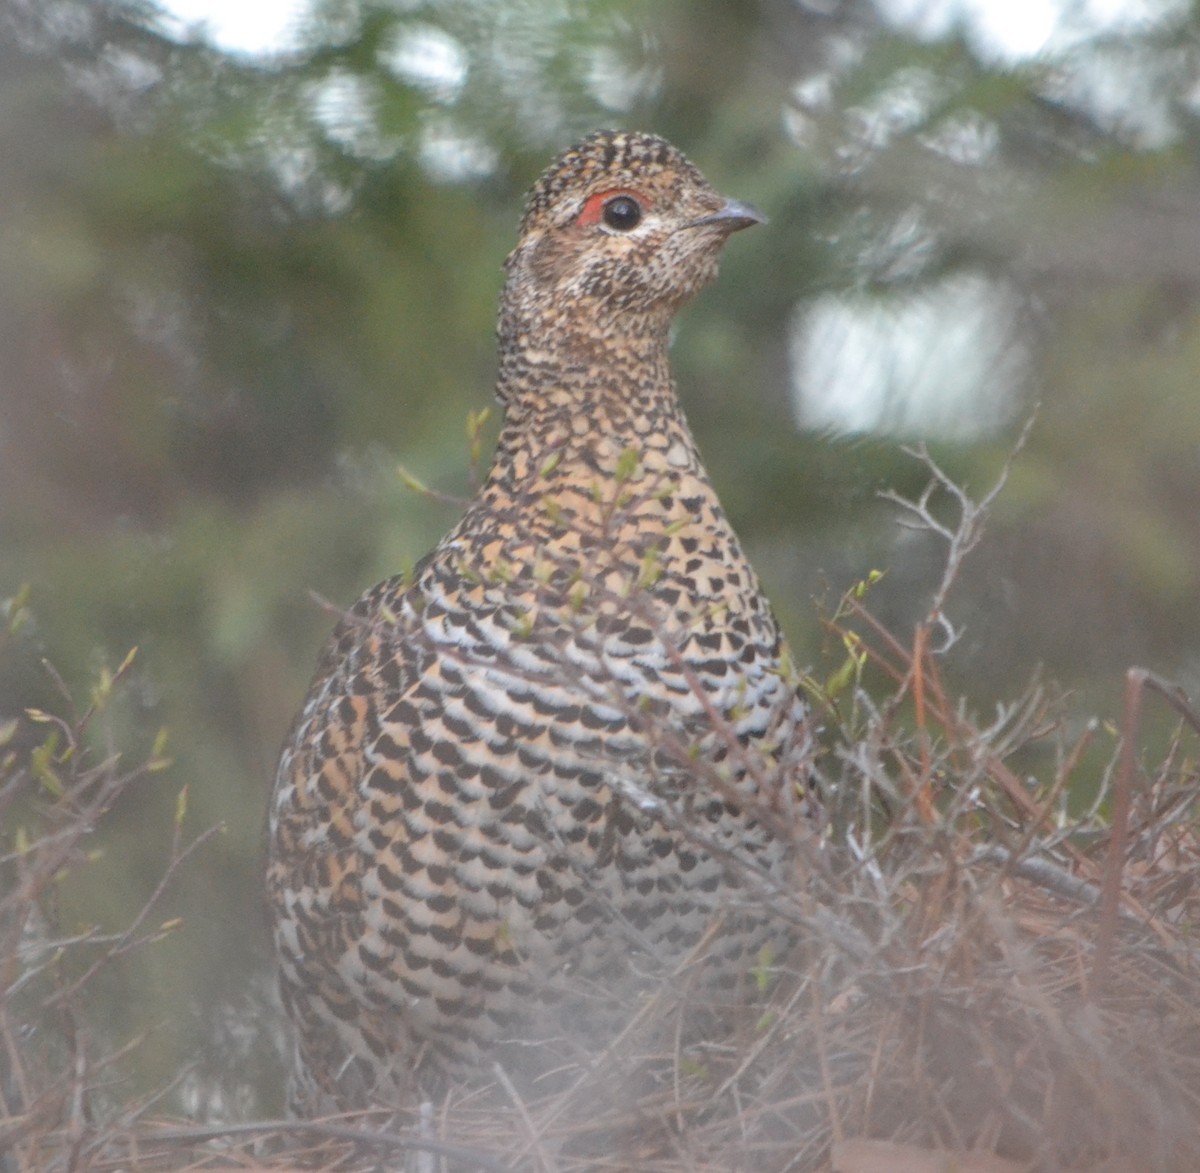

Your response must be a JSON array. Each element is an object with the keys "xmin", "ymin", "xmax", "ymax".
[
  {"xmin": 458, "ymin": 321, "xmax": 738, "ymax": 587},
  {"xmin": 488, "ymin": 324, "xmax": 704, "ymax": 491}
]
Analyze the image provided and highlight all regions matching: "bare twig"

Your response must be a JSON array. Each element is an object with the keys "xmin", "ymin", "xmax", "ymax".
[{"xmin": 114, "ymin": 1117, "xmax": 515, "ymax": 1171}]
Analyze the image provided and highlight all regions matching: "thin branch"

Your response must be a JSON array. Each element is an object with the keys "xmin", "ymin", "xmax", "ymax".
[{"xmin": 117, "ymin": 1117, "xmax": 514, "ymax": 1172}]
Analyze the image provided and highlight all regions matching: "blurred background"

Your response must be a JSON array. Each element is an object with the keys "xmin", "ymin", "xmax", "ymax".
[{"xmin": 2, "ymin": 0, "xmax": 1198, "ymax": 1116}]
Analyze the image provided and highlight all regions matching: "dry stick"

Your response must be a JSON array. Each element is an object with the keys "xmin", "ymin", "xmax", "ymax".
[
  {"xmin": 839, "ymin": 597, "xmax": 1044, "ymax": 827},
  {"xmin": 860, "ymin": 1018, "xmax": 889, "ymax": 1140},
  {"xmin": 120, "ymin": 1118, "xmax": 513, "ymax": 1172},
  {"xmin": 909, "ymin": 622, "xmax": 934, "ymax": 823},
  {"xmin": 842, "ymin": 597, "xmax": 1078, "ymax": 837},
  {"xmin": 870, "ymin": 417, "xmax": 1035, "ymax": 815},
  {"xmin": 972, "ymin": 724, "xmax": 1088, "ymax": 893},
  {"xmin": 1053, "ymin": 721, "xmax": 1097, "ymax": 804},
  {"xmin": 502, "ymin": 917, "xmax": 729, "ymax": 1164},
  {"xmin": 1089, "ymin": 667, "xmax": 1200, "ymax": 993},
  {"xmin": 839, "ymin": 596, "xmax": 1177, "ymax": 948},
  {"xmin": 709, "ymin": 970, "xmax": 810, "ymax": 1103},
  {"xmin": 1091, "ymin": 668, "xmax": 1143, "ymax": 996},
  {"xmin": 43, "ymin": 823, "xmax": 224, "ymax": 1012},
  {"xmin": 669, "ymin": 969, "xmax": 692, "ymax": 1136},
  {"xmin": 37, "ymin": 657, "xmax": 80, "ymax": 722},
  {"xmin": 1139, "ymin": 671, "xmax": 1200, "ymax": 737},
  {"xmin": 809, "ymin": 977, "xmax": 843, "ymax": 1146},
  {"xmin": 0, "ymin": 1025, "xmax": 53, "ymax": 1154},
  {"xmin": 395, "ymin": 464, "xmax": 472, "ymax": 509},
  {"xmin": 1094, "ymin": 662, "xmax": 1200, "ymax": 983},
  {"xmin": 492, "ymin": 1063, "xmax": 560, "ymax": 1173}
]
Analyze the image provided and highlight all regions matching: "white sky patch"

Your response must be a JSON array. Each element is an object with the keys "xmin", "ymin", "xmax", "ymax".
[
  {"xmin": 416, "ymin": 119, "xmax": 499, "ymax": 182},
  {"xmin": 153, "ymin": 0, "xmax": 306, "ymax": 56},
  {"xmin": 308, "ymin": 69, "xmax": 397, "ymax": 159},
  {"xmin": 154, "ymin": 0, "xmax": 1186, "ymax": 67},
  {"xmin": 878, "ymin": 0, "xmax": 1187, "ymax": 63},
  {"xmin": 968, "ymin": 0, "xmax": 1057, "ymax": 58},
  {"xmin": 881, "ymin": 0, "xmax": 1055, "ymax": 60},
  {"xmin": 585, "ymin": 45, "xmax": 663, "ymax": 112},
  {"xmin": 791, "ymin": 275, "xmax": 1026, "ymax": 441},
  {"xmin": 382, "ymin": 25, "xmax": 468, "ymax": 102}
]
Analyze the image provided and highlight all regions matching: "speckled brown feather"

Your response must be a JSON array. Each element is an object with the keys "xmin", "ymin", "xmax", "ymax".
[{"xmin": 266, "ymin": 130, "xmax": 812, "ymax": 1111}]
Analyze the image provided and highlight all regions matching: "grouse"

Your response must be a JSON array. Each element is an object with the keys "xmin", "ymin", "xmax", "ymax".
[{"xmin": 266, "ymin": 129, "xmax": 811, "ymax": 1112}]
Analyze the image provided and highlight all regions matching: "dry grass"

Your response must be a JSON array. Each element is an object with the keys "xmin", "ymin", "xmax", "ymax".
[{"xmin": 5, "ymin": 441, "xmax": 1200, "ymax": 1172}]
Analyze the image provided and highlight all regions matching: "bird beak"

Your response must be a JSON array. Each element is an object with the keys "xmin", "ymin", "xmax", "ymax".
[{"xmin": 685, "ymin": 198, "xmax": 767, "ymax": 233}]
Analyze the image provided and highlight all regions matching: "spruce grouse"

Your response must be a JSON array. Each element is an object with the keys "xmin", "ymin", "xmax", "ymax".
[{"xmin": 266, "ymin": 129, "xmax": 812, "ymax": 1112}]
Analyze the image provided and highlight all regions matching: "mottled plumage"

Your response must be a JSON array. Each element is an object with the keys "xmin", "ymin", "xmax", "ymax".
[{"xmin": 266, "ymin": 130, "xmax": 812, "ymax": 1111}]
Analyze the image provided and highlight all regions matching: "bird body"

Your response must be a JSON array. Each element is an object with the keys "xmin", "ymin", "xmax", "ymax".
[{"xmin": 266, "ymin": 131, "xmax": 810, "ymax": 1111}]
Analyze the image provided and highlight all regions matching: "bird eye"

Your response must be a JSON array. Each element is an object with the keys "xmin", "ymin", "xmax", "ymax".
[{"xmin": 602, "ymin": 195, "xmax": 643, "ymax": 232}]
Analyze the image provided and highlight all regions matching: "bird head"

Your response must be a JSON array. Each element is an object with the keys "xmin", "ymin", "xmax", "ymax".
[{"xmin": 499, "ymin": 130, "xmax": 764, "ymax": 350}]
